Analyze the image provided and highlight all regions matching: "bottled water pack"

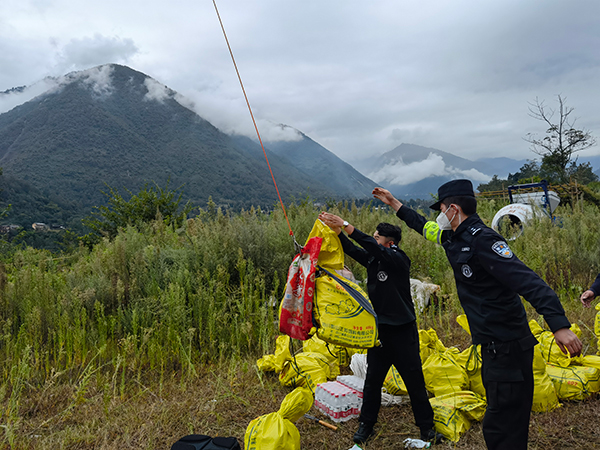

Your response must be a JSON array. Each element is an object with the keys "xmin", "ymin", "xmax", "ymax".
[{"xmin": 314, "ymin": 380, "xmax": 362, "ymax": 422}]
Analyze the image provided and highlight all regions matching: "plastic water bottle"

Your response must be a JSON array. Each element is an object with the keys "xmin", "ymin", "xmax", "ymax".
[
  {"xmin": 403, "ymin": 438, "xmax": 431, "ymax": 448},
  {"xmin": 315, "ymin": 381, "xmax": 361, "ymax": 422}
]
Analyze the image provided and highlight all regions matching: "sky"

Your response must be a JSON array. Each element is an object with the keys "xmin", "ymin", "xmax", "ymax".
[{"xmin": 1, "ymin": 0, "xmax": 600, "ymax": 170}]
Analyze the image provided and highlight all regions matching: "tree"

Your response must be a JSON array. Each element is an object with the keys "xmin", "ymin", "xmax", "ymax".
[
  {"xmin": 477, "ymin": 175, "xmax": 506, "ymax": 192},
  {"xmin": 81, "ymin": 181, "xmax": 192, "ymax": 246},
  {"xmin": 565, "ymin": 161, "xmax": 598, "ymax": 185},
  {"xmin": 524, "ymin": 95, "xmax": 596, "ymax": 183}
]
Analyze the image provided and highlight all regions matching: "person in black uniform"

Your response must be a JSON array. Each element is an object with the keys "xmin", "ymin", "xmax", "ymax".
[
  {"xmin": 580, "ymin": 273, "xmax": 600, "ymax": 307},
  {"xmin": 317, "ymin": 212, "xmax": 443, "ymax": 446},
  {"xmin": 372, "ymin": 180, "xmax": 582, "ymax": 450}
]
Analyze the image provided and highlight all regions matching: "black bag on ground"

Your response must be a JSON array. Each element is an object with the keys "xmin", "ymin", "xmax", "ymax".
[{"xmin": 171, "ymin": 434, "xmax": 241, "ymax": 450}]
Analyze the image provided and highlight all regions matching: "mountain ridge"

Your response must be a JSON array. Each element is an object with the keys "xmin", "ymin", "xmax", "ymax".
[{"xmin": 0, "ymin": 64, "xmax": 364, "ymax": 225}]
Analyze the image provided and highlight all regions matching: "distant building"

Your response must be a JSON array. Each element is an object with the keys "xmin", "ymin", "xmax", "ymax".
[
  {"xmin": 0, "ymin": 225, "xmax": 21, "ymax": 234},
  {"xmin": 32, "ymin": 223, "xmax": 48, "ymax": 231}
]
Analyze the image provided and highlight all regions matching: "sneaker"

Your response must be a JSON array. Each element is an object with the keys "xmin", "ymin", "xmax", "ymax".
[
  {"xmin": 353, "ymin": 422, "xmax": 375, "ymax": 444},
  {"xmin": 420, "ymin": 428, "xmax": 445, "ymax": 445}
]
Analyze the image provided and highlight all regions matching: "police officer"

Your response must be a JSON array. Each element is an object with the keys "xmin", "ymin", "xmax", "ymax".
[
  {"xmin": 318, "ymin": 212, "xmax": 442, "ymax": 446},
  {"xmin": 373, "ymin": 180, "xmax": 582, "ymax": 450},
  {"xmin": 580, "ymin": 273, "xmax": 600, "ymax": 307}
]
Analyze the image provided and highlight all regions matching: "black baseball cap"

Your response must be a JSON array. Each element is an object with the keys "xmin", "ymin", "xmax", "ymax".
[{"xmin": 430, "ymin": 179, "xmax": 475, "ymax": 210}]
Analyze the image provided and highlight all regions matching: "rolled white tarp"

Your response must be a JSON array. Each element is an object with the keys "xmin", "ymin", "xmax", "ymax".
[{"xmin": 491, "ymin": 203, "xmax": 535, "ymax": 240}]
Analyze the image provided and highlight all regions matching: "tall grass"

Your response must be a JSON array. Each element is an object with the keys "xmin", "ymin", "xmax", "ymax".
[{"xmin": 1, "ymin": 197, "xmax": 599, "ymax": 444}]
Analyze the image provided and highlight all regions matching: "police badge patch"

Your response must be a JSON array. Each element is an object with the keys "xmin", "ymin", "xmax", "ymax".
[
  {"xmin": 377, "ymin": 271, "xmax": 388, "ymax": 282},
  {"xmin": 492, "ymin": 241, "xmax": 513, "ymax": 258},
  {"xmin": 461, "ymin": 264, "xmax": 473, "ymax": 278}
]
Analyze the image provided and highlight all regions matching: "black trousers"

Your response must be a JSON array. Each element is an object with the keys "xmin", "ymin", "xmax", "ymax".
[
  {"xmin": 359, "ymin": 322, "xmax": 434, "ymax": 432},
  {"xmin": 481, "ymin": 339, "xmax": 535, "ymax": 450}
]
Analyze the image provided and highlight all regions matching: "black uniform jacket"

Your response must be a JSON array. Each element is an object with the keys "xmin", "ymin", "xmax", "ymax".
[
  {"xmin": 338, "ymin": 227, "xmax": 416, "ymax": 326},
  {"xmin": 397, "ymin": 206, "xmax": 571, "ymax": 345}
]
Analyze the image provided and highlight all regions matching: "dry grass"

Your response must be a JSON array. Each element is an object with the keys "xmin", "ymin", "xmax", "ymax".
[{"xmin": 10, "ymin": 356, "xmax": 600, "ymax": 450}]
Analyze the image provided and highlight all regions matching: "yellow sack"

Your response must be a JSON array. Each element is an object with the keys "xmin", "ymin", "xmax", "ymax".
[
  {"xmin": 456, "ymin": 314, "xmax": 471, "ymax": 335},
  {"xmin": 307, "ymin": 220, "xmax": 344, "ymax": 270},
  {"xmin": 455, "ymin": 345, "xmax": 485, "ymax": 398},
  {"xmin": 301, "ymin": 335, "xmax": 341, "ymax": 379},
  {"xmin": 279, "ymin": 352, "xmax": 331, "ymax": 391},
  {"xmin": 244, "ymin": 387, "xmax": 313, "ymax": 450},
  {"xmin": 580, "ymin": 354, "xmax": 600, "ymax": 370},
  {"xmin": 595, "ymin": 304, "xmax": 600, "ymax": 355},
  {"xmin": 546, "ymin": 363, "xmax": 600, "ymax": 401},
  {"xmin": 419, "ymin": 328, "xmax": 447, "ymax": 364},
  {"xmin": 335, "ymin": 346, "xmax": 366, "ymax": 368},
  {"xmin": 313, "ymin": 270, "xmax": 378, "ymax": 349},
  {"xmin": 257, "ymin": 335, "xmax": 292, "ymax": 373},
  {"xmin": 430, "ymin": 391, "xmax": 486, "ymax": 442},
  {"xmin": 531, "ymin": 345, "xmax": 560, "ymax": 412},
  {"xmin": 383, "ymin": 365, "xmax": 408, "ymax": 396},
  {"xmin": 529, "ymin": 320, "xmax": 576, "ymax": 367},
  {"xmin": 422, "ymin": 348, "xmax": 469, "ymax": 396}
]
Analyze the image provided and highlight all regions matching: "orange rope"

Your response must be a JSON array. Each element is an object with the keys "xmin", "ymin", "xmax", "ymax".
[{"xmin": 212, "ymin": 0, "xmax": 295, "ymax": 238}]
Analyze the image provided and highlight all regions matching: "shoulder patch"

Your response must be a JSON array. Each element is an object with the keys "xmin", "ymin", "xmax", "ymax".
[{"xmin": 492, "ymin": 241, "xmax": 513, "ymax": 258}]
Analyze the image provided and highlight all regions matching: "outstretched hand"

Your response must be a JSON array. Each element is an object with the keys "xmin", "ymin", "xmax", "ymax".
[
  {"xmin": 580, "ymin": 290, "xmax": 596, "ymax": 308},
  {"xmin": 318, "ymin": 211, "xmax": 343, "ymax": 234},
  {"xmin": 554, "ymin": 328, "xmax": 582, "ymax": 356},
  {"xmin": 372, "ymin": 187, "xmax": 403, "ymax": 211}
]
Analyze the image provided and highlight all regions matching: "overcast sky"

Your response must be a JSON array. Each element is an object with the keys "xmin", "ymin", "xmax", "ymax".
[{"xmin": 1, "ymin": 0, "xmax": 599, "ymax": 166}]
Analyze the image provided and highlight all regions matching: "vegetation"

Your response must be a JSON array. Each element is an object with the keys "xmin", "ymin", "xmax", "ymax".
[
  {"xmin": 524, "ymin": 95, "xmax": 597, "ymax": 184},
  {"xmin": 81, "ymin": 181, "xmax": 192, "ymax": 246},
  {"xmin": 478, "ymin": 159, "xmax": 599, "ymax": 193},
  {"xmin": 478, "ymin": 96, "xmax": 598, "ymax": 193},
  {"xmin": 1, "ymin": 191, "xmax": 600, "ymax": 448}
]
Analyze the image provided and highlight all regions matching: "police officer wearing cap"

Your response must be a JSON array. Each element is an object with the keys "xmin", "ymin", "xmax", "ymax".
[
  {"xmin": 317, "ymin": 212, "xmax": 442, "ymax": 446},
  {"xmin": 373, "ymin": 180, "xmax": 582, "ymax": 450}
]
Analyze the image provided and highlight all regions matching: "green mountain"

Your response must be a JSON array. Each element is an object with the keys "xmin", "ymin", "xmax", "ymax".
[
  {"xmin": 0, "ymin": 171, "xmax": 80, "ymax": 229},
  {"xmin": 0, "ymin": 64, "xmax": 344, "ymax": 221},
  {"xmin": 258, "ymin": 127, "xmax": 378, "ymax": 199}
]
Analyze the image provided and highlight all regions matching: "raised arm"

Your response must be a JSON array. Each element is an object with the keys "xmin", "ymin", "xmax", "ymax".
[
  {"xmin": 373, "ymin": 187, "xmax": 448, "ymax": 244},
  {"xmin": 372, "ymin": 187, "xmax": 403, "ymax": 212}
]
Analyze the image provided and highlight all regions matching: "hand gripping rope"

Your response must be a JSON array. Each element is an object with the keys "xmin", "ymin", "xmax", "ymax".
[{"xmin": 212, "ymin": 0, "xmax": 302, "ymax": 254}]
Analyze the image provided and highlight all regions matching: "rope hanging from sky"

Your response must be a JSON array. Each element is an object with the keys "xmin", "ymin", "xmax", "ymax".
[{"xmin": 212, "ymin": 0, "xmax": 296, "ymax": 243}]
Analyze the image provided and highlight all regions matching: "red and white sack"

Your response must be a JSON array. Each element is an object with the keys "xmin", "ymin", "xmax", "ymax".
[{"xmin": 279, "ymin": 237, "xmax": 322, "ymax": 340}]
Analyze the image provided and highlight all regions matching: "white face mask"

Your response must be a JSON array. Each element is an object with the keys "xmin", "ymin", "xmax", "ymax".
[{"xmin": 436, "ymin": 207, "xmax": 457, "ymax": 231}]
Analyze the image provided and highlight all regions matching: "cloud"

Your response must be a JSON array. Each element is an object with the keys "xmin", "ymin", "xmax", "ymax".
[
  {"xmin": 144, "ymin": 78, "xmax": 173, "ymax": 103},
  {"xmin": 0, "ymin": 64, "xmax": 117, "ymax": 114},
  {"xmin": 56, "ymin": 34, "xmax": 138, "ymax": 73},
  {"xmin": 369, "ymin": 153, "xmax": 491, "ymax": 186},
  {"xmin": 173, "ymin": 87, "xmax": 303, "ymax": 143},
  {"xmin": 261, "ymin": 124, "xmax": 303, "ymax": 143},
  {"xmin": 0, "ymin": 78, "xmax": 59, "ymax": 114},
  {"xmin": 1, "ymin": 0, "xmax": 599, "ymax": 166},
  {"xmin": 60, "ymin": 64, "xmax": 115, "ymax": 97}
]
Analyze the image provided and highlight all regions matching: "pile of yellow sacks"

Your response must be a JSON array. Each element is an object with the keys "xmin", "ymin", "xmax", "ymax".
[{"xmin": 255, "ymin": 313, "xmax": 600, "ymax": 443}]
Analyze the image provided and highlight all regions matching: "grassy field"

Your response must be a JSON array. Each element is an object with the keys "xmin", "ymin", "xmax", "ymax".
[
  {"xmin": 14, "ymin": 356, "xmax": 600, "ymax": 449},
  {"xmin": 2, "ymin": 198, "xmax": 600, "ymax": 449}
]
